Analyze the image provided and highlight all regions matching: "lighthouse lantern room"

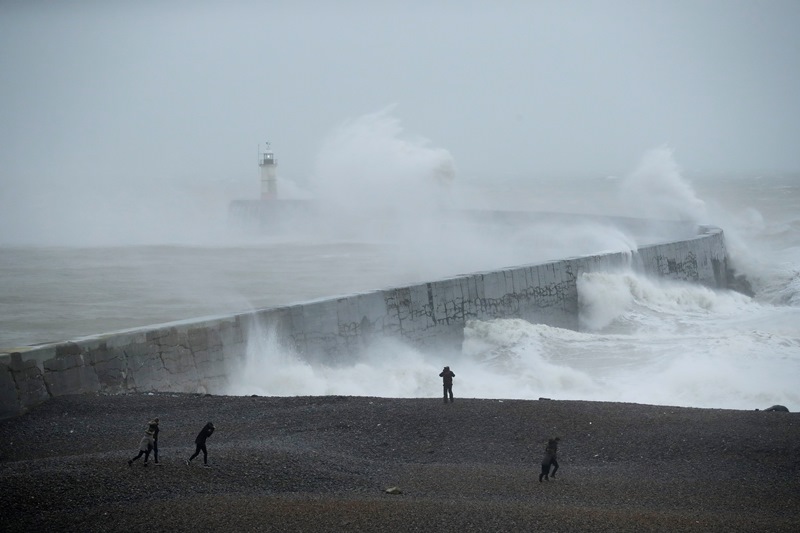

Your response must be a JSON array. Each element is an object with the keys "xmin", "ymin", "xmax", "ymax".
[{"xmin": 259, "ymin": 142, "xmax": 278, "ymax": 200}]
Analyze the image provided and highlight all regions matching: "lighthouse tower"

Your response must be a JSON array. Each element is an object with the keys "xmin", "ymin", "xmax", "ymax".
[{"xmin": 259, "ymin": 142, "xmax": 278, "ymax": 200}]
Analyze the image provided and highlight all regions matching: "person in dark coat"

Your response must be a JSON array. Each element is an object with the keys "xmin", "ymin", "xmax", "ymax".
[
  {"xmin": 148, "ymin": 417, "xmax": 160, "ymax": 465},
  {"xmin": 439, "ymin": 366, "xmax": 455, "ymax": 403},
  {"xmin": 539, "ymin": 437, "xmax": 560, "ymax": 482},
  {"xmin": 186, "ymin": 422, "xmax": 215, "ymax": 467},
  {"xmin": 128, "ymin": 430, "xmax": 154, "ymax": 468}
]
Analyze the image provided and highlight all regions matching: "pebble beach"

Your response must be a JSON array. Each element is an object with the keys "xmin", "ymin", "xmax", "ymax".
[{"xmin": 1, "ymin": 393, "xmax": 798, "ymax": 532}]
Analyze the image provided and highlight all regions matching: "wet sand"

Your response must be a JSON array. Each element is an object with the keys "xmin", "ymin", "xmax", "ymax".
[{"xmin": 1, "ymin": 393, "xmax": 798, "ymax": 532}]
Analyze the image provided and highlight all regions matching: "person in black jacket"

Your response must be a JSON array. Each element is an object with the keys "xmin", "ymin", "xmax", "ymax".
[
  {"xmin": 539, "ymin": 437, "xmax": 560, "ymax": 482},
  {"xmin": 186, "ymin": 422, "xmax": 215, "ymax": 467},
  {"xmin": 439, "ymin": 366, "xmax": 455, "ymax": 404}
]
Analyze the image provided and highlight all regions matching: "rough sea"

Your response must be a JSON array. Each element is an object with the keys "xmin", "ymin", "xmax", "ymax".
[{"xmin": 1, "ymin": 142, "xmax": 798, "ymax": 411}]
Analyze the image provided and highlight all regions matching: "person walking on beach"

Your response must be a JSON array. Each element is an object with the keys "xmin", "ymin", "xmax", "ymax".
[
  {"xmin": 439, "ymin": 366, "xmax": 455, "ymax": 403},
  {"xmin": 148, "ymin": 417, "xmax": 160, "ymax": 465},
  {"xmin": 128, "ymin": 429, "xmax": 155, "ymax": 468},
  {"xmin": 539, "ymin": 436, "xmax": 560, "ymax": 482},
  {"xmin": 186, "ymin": 422, "xmax": 215, "ymax": 467}
]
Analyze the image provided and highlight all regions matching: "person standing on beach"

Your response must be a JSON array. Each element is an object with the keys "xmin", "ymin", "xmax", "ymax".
[
  {"xmin": 128, "ymin": 429, "xmax": 154, "ymax": 468},
  {"xmin": 539, "ymin": 437, "xmax": 560, "ymax": 482},
  {"xmin": 148, "ymin": 418, "xmax": 160, "ymax": 465},
  {"xmin": 439, "ymin": 366, "xmax": 455, "ymax": 403},
  {"xmin": 186, "ymin": 422, "xmax": 215, "ymax": 467}
]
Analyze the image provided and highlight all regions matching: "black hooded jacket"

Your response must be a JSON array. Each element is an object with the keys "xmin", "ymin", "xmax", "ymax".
[
  {"xmin": 148, "ymin": 419, "xmax": 159, "ymax": 441},
  {"xmin": 439, "ymin": 367, "xmax": 455, "ymax": 386},
  {"xmin": 195, "ymin": 423, "xmax": 215, "ymax": 445}
]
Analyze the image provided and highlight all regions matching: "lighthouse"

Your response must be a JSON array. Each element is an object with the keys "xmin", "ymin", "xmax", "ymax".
[
  {"xmin": 259, "ymin": 142, "xmax": 278, "ymax": 200},
  {"xmin": 229, "ymin": 141, "xmax": 311, "ymax": 233}
]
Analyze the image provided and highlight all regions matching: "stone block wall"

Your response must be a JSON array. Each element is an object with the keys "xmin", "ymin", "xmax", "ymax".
[{"xmin": 269, "ymin": 226, "xmax": 727, "ymax": 361}]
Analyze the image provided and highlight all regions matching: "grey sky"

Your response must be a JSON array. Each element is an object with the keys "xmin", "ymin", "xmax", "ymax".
[{"xmin": 1, "ymin": 0, "xmax": 799, "ymax": 192}]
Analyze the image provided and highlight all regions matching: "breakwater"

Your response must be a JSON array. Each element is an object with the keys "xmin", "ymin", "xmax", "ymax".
[{"xmin": 0, "ymin": 224, "xmax": 730, "ymax": 418}]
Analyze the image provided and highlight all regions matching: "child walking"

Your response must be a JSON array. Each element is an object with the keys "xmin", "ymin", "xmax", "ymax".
[
  {"xmin": 148, "ymin": 417, "xmax": 160, "ymax": 465},
  {"xmin": 128, "ymin": 429, "xmax": 155, "ymax": 467}
]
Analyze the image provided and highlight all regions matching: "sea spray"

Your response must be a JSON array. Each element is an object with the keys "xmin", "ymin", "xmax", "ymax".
[
  {"xmin": 309, "ymin": 105, "xmax": 455, "ymax": 241},
  {"xmin": 228, "ymin": 319, "xmax": 444, "ymax": 397},
  {"xmin": 616, "ymin": 146, "xmax": 708, "ymax": 223}
]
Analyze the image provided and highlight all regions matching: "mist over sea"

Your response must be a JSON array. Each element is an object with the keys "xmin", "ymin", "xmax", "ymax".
[{"xmin": 1, "ymin": 114, "xmax": 798, "ymax": 411}]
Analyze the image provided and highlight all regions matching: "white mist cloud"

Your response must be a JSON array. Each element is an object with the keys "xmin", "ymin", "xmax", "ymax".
[
  {"xmin": 0, "ymin": 171, "xmax": 250, "ymax": 247},
  {"xmin": 285, "ymin": 108, "xmax": 670, "ymax": 283},
  {"xmin": 309, "ymin": 106, "xmax": 454, "ymax": 225},
  {"xmin": 616, "ymin": 146, "xmax": 708, "ymax": 223}
]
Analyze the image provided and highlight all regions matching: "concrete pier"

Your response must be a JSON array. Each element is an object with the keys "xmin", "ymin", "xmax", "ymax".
[{"xmin": 0, "ymin": 224, "xmax": 730, "ymax": 418}]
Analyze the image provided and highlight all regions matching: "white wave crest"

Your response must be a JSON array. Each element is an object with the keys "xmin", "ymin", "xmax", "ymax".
[{"xmin": 578, "ymin": 270, "xmax": 753, "ymax": 331}]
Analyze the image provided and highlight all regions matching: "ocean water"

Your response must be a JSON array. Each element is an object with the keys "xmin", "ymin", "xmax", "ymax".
[{"xmin": 1, "ymin": 116, "xmax": 798, "ymax": 410}]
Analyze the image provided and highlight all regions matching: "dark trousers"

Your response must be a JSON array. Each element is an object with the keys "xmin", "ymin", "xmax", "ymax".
[
  {"xmin": 130, "ymin": 448, "xmax": 151, "ymax": 463},
  {"xmin": 443, "ymin": 384, "xmax": 453, "ymax": 403},
  {"xmin": 152, "ymin": 439, "xmax": 159, "ymax": 463},
  {"xmin": 189, "ymin": 443, "xmax": 208, "ymax": 464},
  {"xmin": 550, "ymin": 458, "xmax": 559, "ymax": 476},
  {"xmin": 539, "ymin": 458, "xmax": 559, "ymax": 480}
]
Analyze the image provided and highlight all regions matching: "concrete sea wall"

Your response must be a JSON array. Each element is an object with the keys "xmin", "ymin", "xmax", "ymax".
[{"xmin": 0, "ymin": 225, "xmax": 730, "ymax": 418}]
